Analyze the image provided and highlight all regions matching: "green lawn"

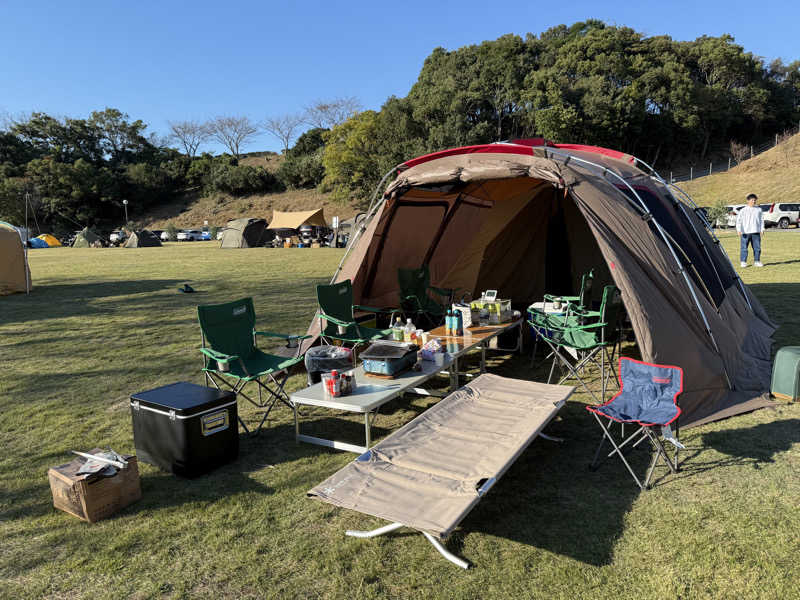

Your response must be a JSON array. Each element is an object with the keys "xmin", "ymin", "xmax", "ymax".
[{"xmin": 1, "ymin": 236, "xmax": 799, "ymax": 599}]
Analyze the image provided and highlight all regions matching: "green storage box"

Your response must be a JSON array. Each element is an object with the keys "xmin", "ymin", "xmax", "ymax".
[{"xmin": 771, "ymin": 346, "xmax": 800, "ymax": 401}]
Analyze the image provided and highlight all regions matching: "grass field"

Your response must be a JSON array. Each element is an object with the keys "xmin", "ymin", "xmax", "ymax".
[{"xmin": 1, "ymin": 234, "xmax": 799, "ymax": 599}]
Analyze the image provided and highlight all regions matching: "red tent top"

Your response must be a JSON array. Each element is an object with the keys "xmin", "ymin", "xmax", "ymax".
[{"xmin": 401, "ymin": 139, "xmax": 635, "ymax": 170}]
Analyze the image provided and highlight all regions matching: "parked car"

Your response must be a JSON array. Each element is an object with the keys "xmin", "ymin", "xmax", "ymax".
[
  {"xmin": 200, "ymin": 230, "xmax": 211, "ymax": 241},
  {"xmin": 109, "ymin": 230, "xmax": 127, "ymax": 245},
  {"xmin": 760, "ymin": 203, "xmax": 800, "ymax": 229},
  {"xmin": 160, "ymin": 230, "xmax": 171, "ymax": 242},
  {"xmin": 723, "ymin": 204, "xmax": 746, "ymax": 228},
  {"xmin": 177, "ymin": 229, "xmax": 203, "ymax": 241}
]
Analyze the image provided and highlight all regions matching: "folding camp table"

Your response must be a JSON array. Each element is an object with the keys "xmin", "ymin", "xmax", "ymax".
[
  {"xmin": 290, "ymin": 358, "xmax": 453, "ymax": 454},
  {"xmin": 308, "ymin": 374, "xmax": 573, "ymax": 568}
]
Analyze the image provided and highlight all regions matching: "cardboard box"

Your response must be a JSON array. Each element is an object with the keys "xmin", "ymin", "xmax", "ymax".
[{"xmin": 48, "ymin": 451, "xmax": 141, "ymax": 523}]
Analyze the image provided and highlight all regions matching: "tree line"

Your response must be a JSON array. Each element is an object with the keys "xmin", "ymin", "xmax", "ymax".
[{"xmin": 2, "ymin": 21, "xmax": 798, "ymax": 231}]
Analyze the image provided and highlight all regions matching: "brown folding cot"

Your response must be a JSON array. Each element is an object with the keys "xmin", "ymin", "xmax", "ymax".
[{"xmin": 308, "ymin": 374, "xmax": 573, "ymax": 568}]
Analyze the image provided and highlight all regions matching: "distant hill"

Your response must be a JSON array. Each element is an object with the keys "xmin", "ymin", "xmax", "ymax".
[
  {"xmin": 680, "ymin": 133, "xmax": 800, "ymax": 207},
  {"xmin": 144, "ymin": 189, "xmax": 363, "ymax": 230},
  {"xmin": 144, "ymin": 153, "xmax": 363, "ymax": 229}
]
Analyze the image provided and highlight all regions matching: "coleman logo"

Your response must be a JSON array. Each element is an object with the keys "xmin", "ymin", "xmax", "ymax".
[
  {"xmin": 339, "ymin": 288, "xmax": 347, "ymax": 295},
  {"xmin": 233, "ymin": 306, "xmax": 246, "ymax": 316},
  {"xmin": 652, "ymin": 376, "xmax": 671, "ymax": 384}
]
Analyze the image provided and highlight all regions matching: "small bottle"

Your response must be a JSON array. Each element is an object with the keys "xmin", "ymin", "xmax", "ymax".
[
  {"xmin": 444, "ymin": 310, "xmax": 451, "ymax": 335},
  {"xmin": 404, "ymin": 318, "xmax": 415, "ymax": 342},
  {"xmin": 455, "ymin": 309, "xmax": 463, "ymax": 335},
  {"xmin": 392, "ymin": 317, "xmax": 404, "ymax": 341}
]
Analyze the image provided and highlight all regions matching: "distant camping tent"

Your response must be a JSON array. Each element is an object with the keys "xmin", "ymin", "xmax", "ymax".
[
  {"xmin": 268, "ymin": 208, "xmax": 327, "ymax": 231},
  {"xmin": 124, "ymin": 230, "xmax": 162, "ymax": 248},
  {"xmin": 72, "ymin": 227, "xmax": 101, "ymax": 248},
  {"xmin": 0, "ymin": 221, "xmax": 31, "ymax": 295},
  {"xmin": 305, "ymin": 140, "xmax": 776, "ymax": 428},
  {"xmin": 37, "ymin": 234, "xmax": 62, "ymax": 247},
  {"xmin": 220, "ymin": 218, "xmax": 268, "ymax": 248},
  {"xmin": 28, "ymin": 237, "xmax": 49, "ymax": 248}
]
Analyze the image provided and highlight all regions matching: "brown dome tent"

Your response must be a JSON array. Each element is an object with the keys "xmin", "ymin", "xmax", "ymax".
[
  {"xmin": 0, "ymin": 221, "xmax": 31, "ymax": 295},
  {"xmin": 305, "ymin": 140, "xmax": 775, "ymax": 428}
]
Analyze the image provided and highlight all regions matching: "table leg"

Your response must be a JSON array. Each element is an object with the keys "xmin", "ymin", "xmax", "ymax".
[
  {"xmin": 365, "ymin": 411, "xmax": 372, "ymax": 448},
  {"xmin": 480, "ymin": 343, "xmax": 486, "ymax": 373},
  {"xmin": 293, "ymin": 402, "xmax": 299, "ymax": 443}
]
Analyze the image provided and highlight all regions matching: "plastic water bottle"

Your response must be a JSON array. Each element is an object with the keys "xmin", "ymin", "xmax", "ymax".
[
  {"xmin": 445, "ymin": 310, "xmax": 453, "ymax": 335},
  {"xmin": 455, "ymin": 309, "xmax": 463, "ymax": 335},
  {"xmin": 392, "ymin": 317, "xmax": 404, "ymax": 341},
  {"xmin": 404, "ymin": 318, "xmax": 415, "ymax": 342}
]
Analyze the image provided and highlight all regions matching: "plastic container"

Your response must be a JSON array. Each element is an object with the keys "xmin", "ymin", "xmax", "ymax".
[
  {"xmin": 404, "ymin": 318, "xmax": 416, "ymax": 342},
  {"xmin": 305, "ymin": 345, "xmax": 353, "ymax": 386}
]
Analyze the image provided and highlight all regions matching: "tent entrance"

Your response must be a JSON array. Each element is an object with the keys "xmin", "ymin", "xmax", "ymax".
[{"xmin": 359, "ymin": 178, "xmax": 614, "ymax": 312}]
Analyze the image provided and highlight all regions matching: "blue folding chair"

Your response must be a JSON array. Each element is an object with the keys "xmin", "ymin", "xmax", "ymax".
[{"xmin": 587, "ymin": 357, "xmax": 684, "ymax": 490}]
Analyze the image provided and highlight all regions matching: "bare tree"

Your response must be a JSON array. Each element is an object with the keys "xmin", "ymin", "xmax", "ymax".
[
  {"xmin": 303, "ymin": 97, "xmax": 362, "ymax": 129},
  {"xmin": 168, "ymin": 120, "xmax": 209, "ymax": 157},
  {"xmin": 205, "ymin": 116, "xmax": 259, "ymax": 160},
  {"xmin": 777, "ymin": 131, "xmax": 794, "ymax": 167},
  {"xmin": 262, "ymin": 114, "xmax": 305, "ymax": 154},
  {"xmin": 729, "ymin": 140, "xmax": 748, "ymax": 166}
]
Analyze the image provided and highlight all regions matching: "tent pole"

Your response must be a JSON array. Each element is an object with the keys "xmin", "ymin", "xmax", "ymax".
[
  {"xmin": 544, "ymin": 149, "xmax": 733, "ymax": 390},
  {"xmin": 24, "ymin": 192, "xmax": 30, "ymax": 294},
  {"xmin": 668, "ymin": 182, "xmax": 753, "ymax": 312},
  {"xmin": 329, "ymin": 165, "xmax": 399, "ymax": 284},
  {"xmin": 634, "ymin": 157, "xmax": 753, "ymax": 313}
]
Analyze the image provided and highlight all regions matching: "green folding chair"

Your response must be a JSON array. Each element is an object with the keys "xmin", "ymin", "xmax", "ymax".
[
  {"xmin": 528, "ymin": 285, "xmax": 623, "ymax": 403},
  {"xmin": 544, "ymin": 268, "xmax": 595, "ymax": 314},
  {"xmin": 198, "ymin": 297, "xmax": 310, "ymax": 434},
  {"xmin": 398, "ymin": 264, "xmax": 455, "ymax": 329},
  {"xmin": 316, "ymin": 280, "xmax": 394, "ymax": 356}
]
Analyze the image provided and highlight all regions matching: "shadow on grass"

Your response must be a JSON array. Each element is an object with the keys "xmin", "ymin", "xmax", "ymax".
[
  {"xmin": 700, "ymin": 417, "xmax": 800, "ymax": 466},
  {"xmin": 0, "ymin": 279, "xmax": 185, "ymax": 324},
  {"xmin": 455, "ymin": 400, "xmax": 644, "ymax": 567}
]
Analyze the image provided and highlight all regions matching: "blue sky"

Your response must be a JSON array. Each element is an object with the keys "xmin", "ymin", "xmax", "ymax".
[{"xmin": 2, "ymin": 1, "xmax": 798, "ymax": 153}]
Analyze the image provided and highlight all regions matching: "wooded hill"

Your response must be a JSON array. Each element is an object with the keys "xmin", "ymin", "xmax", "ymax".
[{"xmin": 1, "ymin": 20, "xmax": 798, "ymax": 233}]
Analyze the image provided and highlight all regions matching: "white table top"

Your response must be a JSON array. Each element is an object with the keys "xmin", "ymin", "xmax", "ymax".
[{"xmin": 290, "ymin": 358, "xmax": 450, "ymax": 413}]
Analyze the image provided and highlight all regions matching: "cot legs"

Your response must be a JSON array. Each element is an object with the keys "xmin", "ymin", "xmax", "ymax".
[{"xmin": 345, "ymin": 522, "xmax": 471, "ymax": 569}]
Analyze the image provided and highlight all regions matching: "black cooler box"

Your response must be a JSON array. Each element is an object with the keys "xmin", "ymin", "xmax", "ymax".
[{"xmin": 130, "ymin": 382, "xmax": 238, "ymax": 477}]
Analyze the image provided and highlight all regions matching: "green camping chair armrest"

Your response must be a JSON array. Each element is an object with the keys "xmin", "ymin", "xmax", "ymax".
[
  {"xmin": 569, "ymin": 307, "xmax": 601, "ymax": 319},
  {"xmin": 353, "ymin": 304, "xmax": 392, "ymax": 314},
  {"xmin": 255, "ymin": 331, "xmax": 312, "ymax": 341},
  {"xmin": 544, "ymin": 293, "xmax": 579, "ymax": 303},
  {"xmin": 319, "ymin": 313, "xmax": 358, "ymax": 328},
  {"xmin": 400, "ymin": 294, "xmax": 425, "ymax": 310},
  {"xmin": 200, "ymin": 347, "xmax": 239, "ymax": 363}
]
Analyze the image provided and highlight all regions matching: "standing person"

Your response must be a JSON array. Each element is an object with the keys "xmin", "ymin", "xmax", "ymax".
[{"xmin": 736, "ymin": 193, "xmax": 764, "ymax": 267}]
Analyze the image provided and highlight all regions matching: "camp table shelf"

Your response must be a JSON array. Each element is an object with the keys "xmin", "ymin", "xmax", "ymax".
[{"xmin": 427, "ymin": 319, "xmax": 523, "ymax": 386}]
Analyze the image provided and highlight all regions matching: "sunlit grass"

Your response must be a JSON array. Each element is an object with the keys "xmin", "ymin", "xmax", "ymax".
[{"xmin": 1, "ymin": 236, "xmax": 798, "ymax": 599}]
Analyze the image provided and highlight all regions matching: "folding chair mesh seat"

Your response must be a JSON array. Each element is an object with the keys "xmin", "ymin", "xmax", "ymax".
[
  {"xmin": 197, "ymin": 297, "xmax": 308, "ymax": 434},
  {"xmin": 316, "ymin": 279, "xmax": 393, "ymax": 353},
  {"xmin": 587, "ymin": 357, "xmax": 684, "ymax": 490},
  {"xmin": 397, "ymin": 264, "xmax": 454, "ymax": 329}
]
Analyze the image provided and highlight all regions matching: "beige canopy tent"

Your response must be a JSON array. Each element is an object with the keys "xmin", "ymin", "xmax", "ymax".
[
  {"xmin": 268, "ymin": 208, "xmax": 327, "ymax": 230},
  {"xmin": 306, "ymin": 140, "xmax": 775, "ymax": 428},
  {"xmin": 0, "ymin": 221, "xmax": 31, "ymax": 295}
]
